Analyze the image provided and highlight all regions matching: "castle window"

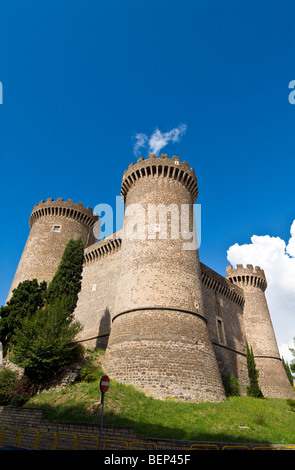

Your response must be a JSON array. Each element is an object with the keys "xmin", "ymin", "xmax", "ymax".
[
  {"xmin": 53, "ymin": 226, "xmax": 61, "ymax": 232},
  {"xmin": 216, "ymin": 317, "xmax": 226, "ymax": 345}
]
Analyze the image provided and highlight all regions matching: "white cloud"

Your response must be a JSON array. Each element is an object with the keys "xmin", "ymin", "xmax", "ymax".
[
  {"xmin": 133, "ymin": 133, "xmax": 148, "ymax": 158},
  {"xmin": 227, "ymin": 220, "xmax": 295, "ymax": 364},
  {"xmin": 133, "ymin": 124, "xmax": 187, "ymax": 157}
]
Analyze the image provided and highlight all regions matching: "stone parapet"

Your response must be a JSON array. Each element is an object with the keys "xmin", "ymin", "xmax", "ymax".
[
  {"xmin": 121, "ymin": 154, "xmax": 198, "ymax": 202},
  {"xmin": 226, "ymin": 264, "xmax": 267, "ymax": 292},
  {"xmin": 29, "ymin": 197, "xmax": 98, "ymax": 229}
]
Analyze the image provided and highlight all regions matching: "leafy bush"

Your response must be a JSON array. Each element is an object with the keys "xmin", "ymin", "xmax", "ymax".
[
  {"xmin": 0, "ymin": 369, "xmax": 17, "ymax": 405},
  {"xmin": 0, "ymin": 279, "xmax": 47, "ymax": 355},
  {"xmin": 79, "ymin": 360, "xmax": 99, "ymax": 383},
  {"xmin": 222, "ymin": 373, "xmax": 240, "ymax": 397},
  {"xmin": 286, "ymin": 399, "xmax": 295, "ymax": 412},
  {"xmin": 11, "ymin": 295, "xmax": 83, "ymax": 383},
  {"xmin": 10, "ymin": 378, "xmax": 35, "ymax": 406}
]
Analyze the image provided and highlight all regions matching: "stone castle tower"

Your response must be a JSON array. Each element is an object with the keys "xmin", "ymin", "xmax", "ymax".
[
  {"xmin": 226, "ymin": 264, "xmax": 293, "ymax": 398},
  {"xmin": 5, "ymin": 154, "xmax": 294, "ymax": 402},
  {"xmin": 103, "ymin": 154, "xmax": 226, "ymax": 402},
  {"xmin": 6, "ymin": 198, "xmax": 98, "ymax": 301}
]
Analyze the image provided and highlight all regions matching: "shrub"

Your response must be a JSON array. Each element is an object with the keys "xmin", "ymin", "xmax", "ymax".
[
  {"xmin": 11, "ymin": 295, "xmax": 83, "ymax": 383},
  {"xmin": 10, "ymin": 394, "xmax": 26, "ymax": 407},
  {"xmin": 0, "ymin": 369, "xmax": 17, "ymax": 405},
  {"xmin": 286, "ymin": 399, "xmax": 295, "ymax": 412},
  {"xmin": 11, "ymin": 378, "xmax": 35, "ymax": 406},
  {"xmin": 0, "ymin": 279, "xmax": 47, "ymax": 355},
  {"xmin": 222, "ymin": 373, "xmax": 240, "ymax": 397},
  {"xmin": 8, "ymin": 238, "xmax": 85, "ymax": 386},
  {"xmin": 79, "ymin": 361, "xmax": 99, "ymax": 383}
]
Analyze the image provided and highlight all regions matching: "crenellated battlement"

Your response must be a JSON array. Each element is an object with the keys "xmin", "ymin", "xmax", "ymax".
[
  {"xmin": 29, "ymin": 198, "xmax": 99, "ymax": 229},
  {"xmin": 201, "ymin": 263, "xmax": 244, "ymax": 306},
  {"xmin": 84, "ymin": 232, "xmax": 122, "ymax": 265},
  {"xmin": 225, "ymin": 264, "xmax": 267, "ymax": 291},
  {"xmin": 121, "ymin": 154, "xmax": 198, "ymax": 202}
]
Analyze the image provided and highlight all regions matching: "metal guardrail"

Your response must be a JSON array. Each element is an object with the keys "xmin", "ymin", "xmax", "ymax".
[
  {"xmin": 34, "ymin": 430, "xmax": 57, "ymax": 450},
  {"xmin": 76, "ymin": 434, "xmax": 99, "ymax": 450},
  {"xmin": 52, "ymin": 432, "xmax": 77, "ymax": 450},
  {"xmin": 129, "ymin": 441, "xmax": 158, "ymax": 450},
  {"xmin": 0, "ymin": 426, "xmax": 21, "ymax": 447},
  {"xmin": 188, "ymin": 443, "xmax": 219, "ymax": 450},
  {"xmin": 17, "ymin": 428, "xmax": 39, "ymax": 449},
  {"xmin": 0, "ymin": 425, "xmax": 295, "ymax": 450},
  {"xmin": 103, "ymin": 439, "xmax": 129, "ymax": 450},
  {"xmin": 222, "ymin": 445, "xmax": 250, "ymax": 450}
]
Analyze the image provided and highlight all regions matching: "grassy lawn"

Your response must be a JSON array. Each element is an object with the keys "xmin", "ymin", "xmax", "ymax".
[{"xmin": 25, "ymin": 351, "xmax": 295, "ymax": 445}]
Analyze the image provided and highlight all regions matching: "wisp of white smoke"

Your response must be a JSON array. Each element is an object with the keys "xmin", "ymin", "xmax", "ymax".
[{"xmin": 133, "ymin": 124, "xmax": 187, "ymax": 157}]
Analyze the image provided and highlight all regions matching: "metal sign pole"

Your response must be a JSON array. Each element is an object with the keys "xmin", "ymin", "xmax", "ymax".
[
  {"xmin": 98, "ymin": 375, "xmax": 109, "ymax": 451},
  {"xmin": 99, "ymin": 390, "xmax": 105, "ymax": 451}
]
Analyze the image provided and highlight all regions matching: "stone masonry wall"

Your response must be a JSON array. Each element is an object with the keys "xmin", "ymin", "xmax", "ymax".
[
  {"xmin": 200, "ymin": 263, "xmax": 249, "ymax": 392},
  {"xmin": 74, "ymin": 236, "xmax": 122, "ymax": 349}
]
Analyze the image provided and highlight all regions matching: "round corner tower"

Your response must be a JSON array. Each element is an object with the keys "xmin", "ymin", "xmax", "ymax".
[
  {"xmin": 226, "ymin": 264, "xmax": 294, "ymax": 398},
  {"xmin": 7, "ymin": 198, "xmax": 98, "ymax": 301},
  {"xmin": 103, "ymin": 154, "xmax": 226, "ymax": 403}
]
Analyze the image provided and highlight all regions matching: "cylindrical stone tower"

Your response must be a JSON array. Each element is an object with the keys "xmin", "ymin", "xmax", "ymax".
[
  {"xmin": 103, "ymin": 154, "xmax": 226, "ymax": 402},
  {"xmin": 226, "ymin": 264, "xmax": 294, "ymax": 398},
  {"xmin": 6, "ymin": 198, "xmax": 98, "ymax": 301}
]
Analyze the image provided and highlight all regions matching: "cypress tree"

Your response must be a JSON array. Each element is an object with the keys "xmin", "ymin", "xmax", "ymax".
[
  {"xmin": 246, "ymin": 342, "xmax": 264, "ymax": 398},
  {"xmin": 46, "ymin": 236, "xmax": 84, "ymax": 312},
  {"xmin": 246, "ymin": 343, "xmax": 263, "ymax": 398},
  {"xmin": 282, "ymin": 357, "xmax": 294, "ymax": 386},
  {"xmin": 289, "ymin": 341, "xmax": 295, "ymax": 376}
]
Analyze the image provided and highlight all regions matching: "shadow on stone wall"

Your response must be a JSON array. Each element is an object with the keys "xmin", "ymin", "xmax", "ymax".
[{"xmin": 95, "ymin": 307, "xmax": 111, "ymax": 350}]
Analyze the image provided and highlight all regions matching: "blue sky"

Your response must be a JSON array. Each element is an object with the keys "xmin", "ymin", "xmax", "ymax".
[{"xmin": 0, "ymin": 0, "xmax": 295, "ymax": 354}]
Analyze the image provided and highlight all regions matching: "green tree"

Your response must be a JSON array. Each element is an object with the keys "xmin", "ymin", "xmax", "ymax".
[
  {"xmin": 282, "ymin": 357, "xmax": 294, "ymax": 386},
  {"xmin": 0, "ymin": 279, "xmax": 47, "ymax": 355},
  {"xmin": 289, "ymin": 341, "xmax": 295, "ymax": 377},
  {"xmin": 246, "ymin": 342, "xmax": 264, "ymax": 398},
  {"xmin": 46, "ymin": 237, "xmax": 84, "ymax": 310},
  {"xmin": 0, "ymin": 369, "xmax": 17, "ymax": 405},
  {"xmin": 11, "ymin": 295, "xmax": 83, "ymax": 382},
  {"xmin": 10, "ymin": 238, "xmax": 85, "ymax": 383}
]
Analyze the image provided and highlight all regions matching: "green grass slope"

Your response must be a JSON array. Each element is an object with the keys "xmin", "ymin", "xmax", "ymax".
[{"xmin": 25, "ymin": 351, "xmax": 295, "ymax": 445}]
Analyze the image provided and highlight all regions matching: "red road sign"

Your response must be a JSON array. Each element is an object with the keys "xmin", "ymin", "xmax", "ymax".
[{"xmin": 100, "ymin": 375, "xmax": 110, "ymax": 393}]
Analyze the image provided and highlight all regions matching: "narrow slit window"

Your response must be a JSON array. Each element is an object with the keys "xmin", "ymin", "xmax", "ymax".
[{"xmin": 217, "ymin": 318, "xmax": 226, "ymax": 345}]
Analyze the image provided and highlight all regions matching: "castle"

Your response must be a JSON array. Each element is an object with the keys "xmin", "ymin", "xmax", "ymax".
[{"xmin": 6, "ymin": 154, "xmax": 294, "ymax": 402}]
